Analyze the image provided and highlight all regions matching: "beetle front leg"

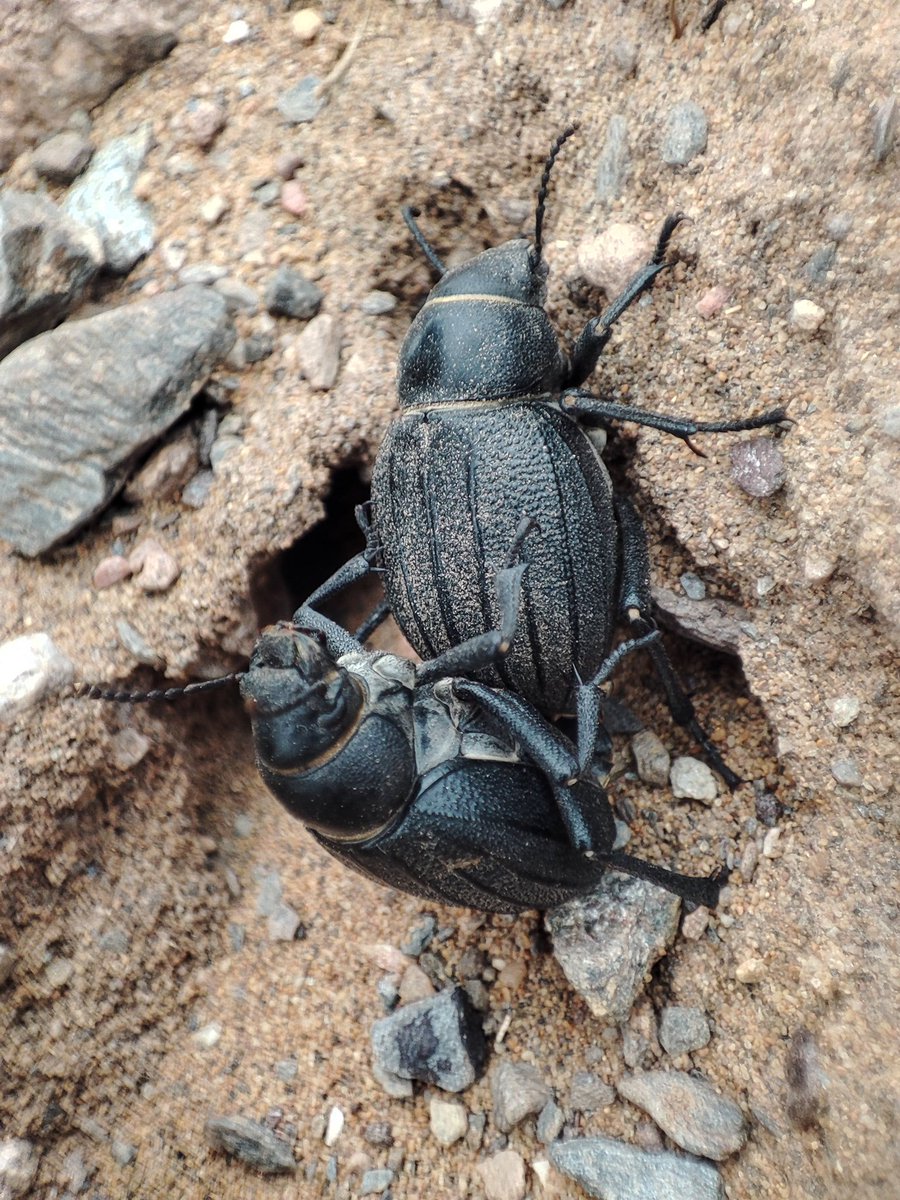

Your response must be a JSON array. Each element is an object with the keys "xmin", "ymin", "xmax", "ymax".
[
  {"xmin": 415, "ymin": 517, "xmax": 537, "ymax": 685},
  {"xmin": 573, "ymin": 631, "xmax": 663, "ymax": 776},
  {"xmin": 565, "ymin": 213, "xmax": 685, "ymax": 387},
  {"xmin": 615, "ymin": 495, "xmax": 743, "ymax": 790}
]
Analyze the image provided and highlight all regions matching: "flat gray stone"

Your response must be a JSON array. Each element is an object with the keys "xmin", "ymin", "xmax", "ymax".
[
  {"xmin": 0, "ymin": 190, "xmax": 103, "ymax": 359},
  {"xmin": 661, "ymin": 102, "xmax": 708, "ymax": 166},
  {"xmin": 0, "ymin": 285, "xmax": 233, "ymax": 555},
  {"xmin": 658, "ymin": 1005, "xmax": 711, "ymax": 1056},
  {"xmin": 546, "ymin": 874, "xmax": 681, "ymax": 1024},
  {"xmin": 550, "ymin": 1135, "xmax": 724, "ymax": 1200},
  {"xmin": 64, "ymin": 123, "xmax": 156, "ymax": 272},
  {"xmin": 617, "ymin": 1070, "xmax": 748, "ymax": 1160},
  {"xmin": 491, "ymin": 1059, "xmax": 552, "ymax": 1132},
  {"xmin": 595, "ymin": 114, "xmax": 630, "ymax": 202},
  {"xmin": 204, "ymin": 1115, "xmax": 295, "ymax": 1174}
]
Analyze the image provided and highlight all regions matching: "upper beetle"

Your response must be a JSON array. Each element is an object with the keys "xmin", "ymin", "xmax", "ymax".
[{"xmin": 314, "ymin": 128, "xmax": 787, "ymax": 780}]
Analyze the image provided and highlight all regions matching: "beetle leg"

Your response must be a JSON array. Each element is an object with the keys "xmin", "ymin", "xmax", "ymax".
[
  {"xmin": 289, "ymin": 606, "xmax": 362, "ymax": 661},
  {"xmin": 561, "ymin": 389, "xmax": 789, "ymax": 440},
  {"xmin": 565, "ymin": 213, "xmax": 686, "ymax": 387},
  {"xmin": 353, "ymin": 598, "xmax": 392, "ymax": 643},
  {"xmin": 599, "ymin": 853, "xmax": 728, "ymax": 908},
  {"xmin": 401, "ymin": 205, "xmax": 447, "ymax": 276},
  {"xmin": 297, "ymin": 551, "xmax": 375, "ymax": 615},
  {"xmin": 615, "ymin": 495, "xmax": 743, "ymax": 790},
  {"xmin": 573, "ymin": 632, "xmax": 662, "ymax": 776}
]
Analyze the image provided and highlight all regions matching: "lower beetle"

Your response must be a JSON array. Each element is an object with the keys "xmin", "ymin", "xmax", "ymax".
[{"xmin": 238, "ymin": 543, "xmax": 724, "ymax": 914}]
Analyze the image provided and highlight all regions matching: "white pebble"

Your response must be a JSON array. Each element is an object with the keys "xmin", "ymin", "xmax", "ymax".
[
  {"xmin": 223, "ymin": 19, "xmax": 250, "ymax": 44},
  {"xmin": 790, "ymin": 299, "xmax": 826, "ymax": 333},
  {"xmin": 324, "ymin": 1105, "xmax": 344, "ymax": 1147},
  {"xmin": 0, "ymin": 633, "xmax": 74, "ymax": 723}
]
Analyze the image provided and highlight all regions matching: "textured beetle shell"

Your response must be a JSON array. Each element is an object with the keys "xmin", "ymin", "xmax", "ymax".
[{"xmin": 371, "ymin": 402, "xmax": 620, "ymax": 716}]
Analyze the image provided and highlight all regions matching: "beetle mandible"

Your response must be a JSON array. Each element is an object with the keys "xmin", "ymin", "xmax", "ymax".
[{"xmin": 306, "ymin": 127, "xmax": 788, "ymax": 782}]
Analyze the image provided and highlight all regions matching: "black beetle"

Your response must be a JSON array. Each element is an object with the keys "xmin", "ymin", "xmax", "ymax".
[
  {"xmin": 307, "ymin": 128, "xmax": 787, "ymax": 785},
  {"xmin": 240, "ymin": 557, "xmax": 724, "ymax": 914}
]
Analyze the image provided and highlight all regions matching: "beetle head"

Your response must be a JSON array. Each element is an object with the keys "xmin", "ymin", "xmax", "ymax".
[{"xmin": 240, "ymin": 625, "xmax": 363, "ymax": 773}]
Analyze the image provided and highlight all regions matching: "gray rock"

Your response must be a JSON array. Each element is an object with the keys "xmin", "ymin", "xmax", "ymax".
[
  {"xmin": 831, "ymin": 757, "xmax": 863, "ymax": 787},
  {"xmin": 631, "ymin": 729, "xmax": 671, "ymax": 788},
  {"xmin": 277, "ymin": 77, "xmax": 324, "ymax": 124},
  {"xmin": 670, "ymin": 757, "xmax": 718, "ymax": 804},
  {"xmin": 536, "ymin": 1098, "xmax": 565, "ymax": 1144},
  {"xmin": 402, "ymin": 915, "xmax": 438, "ymax": 957},
  {"xmin": 371, "ymin": 985, "xmax": 487, "ymax": 1093},
  {"xmin": 0, "ymin": 633, "xmax": 74, "ymax": 723},
  {"xmin": 265, "ymin": 265, "xmax": 324, "ymax": 320},
  {"xmin": 0, "ymin": 1138, "xmax": 40, "ymax": 1199},
  {"xmin": 661, "ymin": 102, "xmax": 709, "ymax": 167},
  {"xmin": 214, "ymin": 276, "xmax": 260, "ymax": 315},
  {"xmin": 0, "ymin": 190, "xmax": 103, "ymax": 359},
  {"xmin": 295, "ymin": 313, "xmax": 341, "ymax": 389},
  {"xmin": 116, "ymin": 619, "xmax": 161, "ymax": 667},
  {"xmin": 360, "ymin": 1168, "xmax": 394, "ymax": 1195},
  {"xmin": 31, "ymin": 129, "xmax": 94, "ymax": 183},
  {"xmin": 491, "ymin": 1059, "xmax": 552, "ymax": 1131},
  {"xmin": 477, "ymin": 1148, "xmax": 527, "ymax": 1200},
  {"xmin": 594, "ymin": 114, "xmax": 630, "ymax": 203},
  {"xmin": 64, "ymin": 123, "xmax": 156, "ymax": 273},
  {"xmin": 659, "ymin": 1006, "xmax": 711, "ymax": 1056},
  {"xmin": 110, "ymin": 1137, "xmax": 137, "ymax": 1166},
  {"xmin": 617, "ymin": 1070, "xmax": 748, "ymax": 1160},
  {"xmin": 267, "ymin": 901, "xmax": 303, "ymax": 941},
  {"xmin": 371, "ymin": 1057, "xmax": 414, "ymax": 1098},
  {"xmin": 361, "ymin": 290, "xmax": 398, "ymax": 315},
  {"xmin": 204, "ymin": 1115, "xmax": 296, "ymax": 1174},
  {"xmin": 429, "ymin": 1097, "xmax": 468, "ymax": 1146},
  {"xmin": 651, "ymin": 586, "xmax": 746, "ymax": 656},
  {"xmin": 550, "ymin": 1135, "xmax": 725, "ymax": 1200},
  {"xmin": 0, "ymin": 285, "xmax": 233, "ymax": 555},
  {"xmin": 680, "ymin": 572, "xmax": 706, "ymax": 600},
  {"xmin": 569, "ymin": 1072, "xmax": 616, "ymax": 1112},
  {"xmin": 252, "ymin": 179, "xmax": 281, "ymax": 207},
  {"xmin": 730, "ymin": 439, "xmax": 786, "ymax": 498},
  {"xmin": 255, "ymin": 868, "xmax": 283, "ymax": 917},
  {"xmin": 546, "ymin": 874, "xmax": 681, "ymax": 1023},
  {"xmin": 363, "ymin": 1121, "xmax": 394, "ymax": 1147}
]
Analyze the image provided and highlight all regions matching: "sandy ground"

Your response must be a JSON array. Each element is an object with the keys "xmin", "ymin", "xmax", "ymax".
[{"xmin": 1, "ymin": 1, "xmax": 898, "ymax": 1197}]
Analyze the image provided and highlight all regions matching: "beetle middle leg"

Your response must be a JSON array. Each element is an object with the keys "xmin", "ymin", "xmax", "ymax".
[{"xmin": 614, "ymin": 494, "xmax": 743, "ymax": 789}]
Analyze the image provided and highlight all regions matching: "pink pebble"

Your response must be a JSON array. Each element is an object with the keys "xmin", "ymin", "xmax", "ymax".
[
  {"xmin": 128, "ymin": 538, "xmax": 181, "ymax": 593},
  {"xmin": 696, "ymin": 285, "xmax": 731, "ymax": 319},
  {"xmin": 93, "ymin": 555, "xmax": 133, "ymax": 590},
  {"xmin": 281, "ymin": 179, "xmax": 308, "ymax": 216}
]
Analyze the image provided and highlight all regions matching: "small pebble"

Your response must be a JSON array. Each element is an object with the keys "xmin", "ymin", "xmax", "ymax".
[
  {"xmin": 193, "ymin": 1021, "xmax": 222, "ymax": 1048},
  {"xmin": 429, "ymin": 1098, "xmax": 468, "ymax": 1146},
  {"xmin": 182, "ymin": 470, "xmax": 214, "ymax": 508},
  {"xmin": 377, "ymin": 975, "xmax": 400, "ymax": 1012},
  {"xmin": 569, "ymin": 1072, "xmax": 615, "ymax": 1112},
  {"xmin": 124, "ymin": 434, "xmax": 198, "ymax": 503},
  {"xmin": 360, "ymin": 1168, "xmax": 394, "ymax": 1195},
  {"xmin": 324, "ymin": 1106, "xmax": 344, "ymax": 1147},
  {"xmin": 735, "ymin": 957, "xmax": 766, "ymax": 984},
  {"xmin": 491, "ymin": 1060, "xmax": 553, "ymax": 1132},
  {"xmin": 631, "ymin": 729, "xmax": 671, "ymax": 787},
  {"xmin": 658, "ymin": 1006, "xmax": 711, "ymax": 1056},
  {"xmin": 253, "ymin": 179, "xmax": 281, "ymax": 207},
  {"xmin": 670, "ymin": 756, "xmax": 718, "ymax": 803},
  {"xmin": 215, "ymin": 277, "xmax": 259, "ymax": 314},
  {"xmin": 785, "ymin": 1027, "xmax": 827, "ymax": 1128},
  {"xmin": 363, "ymin": 1122, "xmax": 393, "ymax": 1147},
  {"xmin": 617, "ymin": 1069, "xmax": 748, "ymax": 1160},
  {"xmin": 205, "ymin": 1115, "xmax": 295, "ymax": 1174},
  {"xmin": 116, "ymin": 619, "xmax": 160, "ymax": 666},
  {"xmin": 186, "ymin": 99, "xmax": 227, "ymax": 149},
  {"xmin": 294, "ymin": 313, "xmax": 341, "ymax": 389},
  {"xmin": 610, "ymin": 36, "xmax": 638, "ymax": 76},
  {"xmin": 682, "ymin": 906, "xmax": 710, "ymax": 939},
  {"xmin": 275, "ymin": 1058, "xmax": 298, "ymax": 1082},
  {"xmin": 31, "ymin": 130, "xmax": 93, "ymax": 183},
  {"xmin": 803, "ymin": 552, "xmax": 838, "ymax": 584},
  {"xmin": 291, "ymin": 8, "xmax": 323, "ymax": 41},
  {"xmin": 477, "ymin": 1148, "xmax": 527, "ymax": 1200},
  {"xmin": 268, "ymin": 901, "xmax": 303, "ymax": 941},
  {"xmin": 0, "ymin": 633, "xmax": 74, "ymax": 723},
  {"xmin": 830, "ymin": 758, "xmax": 863, "ymax": 787},
  {"xmin": 93, "ymin": 555, "xmax": 133, "ymax": 590},
  {"xmin": 739, "ymin": 840, "xmax": 759, "ymax": 881},
  {"xmin": 762, "ymin": 827, "xmax": 782, "ymax": 858},
  {"xmin": 829, "ymin": 696, "xmax": 859, "ymax": 727},
  {"xmin": 680, "ymin": 572, "xmax": 706, "ymax": 600},
  {"xmin": 110, "ymin": 727, "xmax": 151, "ymax": 770},
  {"xmin": 371, "ymin": 986, "xmax": 487, "ymax": 1093},
  {"xmin": 201, "ymin": 195, "xmax": 231, "ymax": 225},
  {"xmin": 361, "ymin": 290, "xmax": 398, "ymax": 315},
  {"xmin": 266, "ymin": 265, "xmax": 323, "ymax": 320},
  {"xmin": 536, "ymin": 1098, "xmax": 565, "ymax": 1144},
  {"xmin": 661, "ymin": 101, "xmax": 708, "ymax": 166},
  {"xmin": 696, "ymin": 285, "xmax": 730, "ymax": 319},
  {"xmin": 223, "ymin": 19, "xmax": 251, "ymax": 44},
  {"xmin": 110, "ymin": 1138, "xmax": 137, "ymax": 1167},
  {"xmin": 552, "ymin": 1135, "xmax": 724, "ymax": 1200},
  {"xmin": 789, "ymin": 298, "xmax": 826, "ymax": 333},
  {"xmin": 281, "ymin": 180, "xmax": 308, "ymax": 216},
  {"xmin": 276, "ymin": 151, "xmax": 304, "ymax": 180},
  {"xmin": 730, "ymin": 439, "xmax": 786, "ymax": 498},
  {"xmin": 277, "ymin": 77, "xmax": 324, "ymax": 125},
  {"xmin": 128, "ymin": 538, "xmax": 180, "ymax": 593},
  {"xmin": 577, "ymin": 223, "xmax": 651, "ymax": 297},
  {"xmin": 399, "ymin": 962, "xmax": 436, "ymax": 1004}
]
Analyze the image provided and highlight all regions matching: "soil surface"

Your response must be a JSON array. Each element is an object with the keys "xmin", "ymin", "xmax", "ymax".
[{"xmin": 1, "ymin": 2, "xmax": 897, "ymax": 1198}]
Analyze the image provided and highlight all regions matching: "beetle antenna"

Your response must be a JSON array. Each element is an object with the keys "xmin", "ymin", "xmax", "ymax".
[
  {"xmin": 78, "ymin": 672, "xmax": 245, "ymax": 704},
  {"xmin": 533, "ymin": 123, "xmax": 579, "ymax": 267},
  {"xmin": 402, "ymin": 205, "xmax": 446, "ymax": 275}
]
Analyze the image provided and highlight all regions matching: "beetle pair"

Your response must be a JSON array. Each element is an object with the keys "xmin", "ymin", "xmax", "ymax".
[{"xmin": 90, "ymin": 129, "xmax": 786, "ymax": 914}]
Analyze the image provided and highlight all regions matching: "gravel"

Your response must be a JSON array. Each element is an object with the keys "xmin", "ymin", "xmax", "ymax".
[
  {"xmin": 371, "ymin": 986, "xmax": 487, "ymax": 1093},
  {"xmin": 551, "ymin": 1135, "xmax": 725, "ymax": 1200},
  {"xmin": 617, "ymin": 1070, "xmax": 748, "ymax": 1160},
  {"xmin": 491, "ymin": 1060, "xmax": 553, "ymax": 1131},
  {"xmin": 204, "ymin": 1115, "xmax": 295, "ymax": 1174},
  {"xmin": 658, "ymin": 1006, "xmax": 712, "ymax": 1056}
]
